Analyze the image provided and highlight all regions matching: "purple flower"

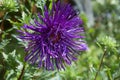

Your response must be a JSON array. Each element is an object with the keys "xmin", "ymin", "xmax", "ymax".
[{"xmin": 19, "ymin": 0, "xmax": 87, "ymax": 70}]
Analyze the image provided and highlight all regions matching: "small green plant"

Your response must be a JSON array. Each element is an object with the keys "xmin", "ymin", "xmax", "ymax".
[{"xmin": 94, "ymin": 35, "xmax": 118, "ymax": 80}]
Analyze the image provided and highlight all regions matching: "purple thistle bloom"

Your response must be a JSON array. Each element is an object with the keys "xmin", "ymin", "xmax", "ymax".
[{"xmin": 19, "ymin": 0, "xmax": 87, "ymax": 70}]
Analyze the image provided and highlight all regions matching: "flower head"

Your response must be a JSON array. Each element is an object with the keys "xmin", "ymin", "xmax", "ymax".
[{"xmin": 19, "ymin": 0, "xmax": 87, "ymax": 70}]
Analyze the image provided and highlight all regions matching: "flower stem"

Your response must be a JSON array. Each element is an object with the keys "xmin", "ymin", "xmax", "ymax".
[
  {"xmin": 18, "ymin": 64, "xmax": 25, "ymax": 80},
  {"xmin": 94, "ymin": 48, "xmax": 107, "ymax": 80}
]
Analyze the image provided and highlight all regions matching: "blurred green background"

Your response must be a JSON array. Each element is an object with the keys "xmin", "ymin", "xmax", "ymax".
[{"xmin": 0, "ymin": 0, "xmax": 120, "ymax": 80}]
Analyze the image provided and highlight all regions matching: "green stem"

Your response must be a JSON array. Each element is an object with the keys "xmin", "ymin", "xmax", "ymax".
[{"xmin": 94, "ymin": 48, "xmax": 107, "ymax": 80}]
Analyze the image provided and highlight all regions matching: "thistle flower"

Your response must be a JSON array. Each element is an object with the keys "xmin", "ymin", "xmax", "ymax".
[{"xmin": 19, "ymin": 0, "xmax": 87, "ymax": 70}]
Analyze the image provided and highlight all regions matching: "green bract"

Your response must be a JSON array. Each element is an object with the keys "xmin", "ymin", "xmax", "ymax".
[{"xmin": 97, "ymin": 36, "xmax": 118, "ymax": 53}]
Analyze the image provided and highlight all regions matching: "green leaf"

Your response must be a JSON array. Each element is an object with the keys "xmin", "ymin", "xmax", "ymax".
[
  {"xmin": 80, "ymin": 13, "xmax": 88, "ymax": 26},
  {"xmin": 35, "ymin": 0, "xmax": 46, "ymax": 13},
  {"xmin": 0, "ymin": 0, "xmax": 18, "ymax": 12},
  {"xmin": 0, "ymin": 39, "xmax": 11, "ymax": 50}
]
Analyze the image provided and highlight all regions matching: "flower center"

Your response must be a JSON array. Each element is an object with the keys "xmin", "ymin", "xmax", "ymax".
[{"xmin": 50, "ymin": 33, "xmax": 61, "ymax": 44}]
